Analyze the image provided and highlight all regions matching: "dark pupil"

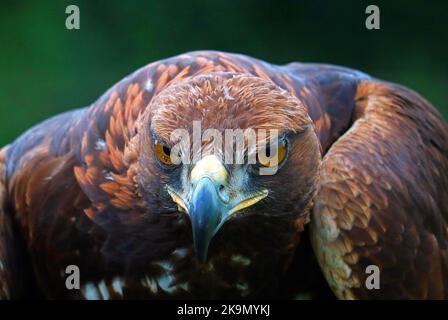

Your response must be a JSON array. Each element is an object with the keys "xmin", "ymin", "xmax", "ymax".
[
  {"xmin": 265, "ymin": 145, "xmax": 271, "ymax": 157},
  {"xmin": 162, "ymin": 145, "xmax": 171, "ymax": 155}
]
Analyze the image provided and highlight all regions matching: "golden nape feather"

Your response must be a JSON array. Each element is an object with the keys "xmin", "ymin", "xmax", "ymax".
[{"xmin": 0, "ymin": 51, "xmax": 447, "ymax": 299}]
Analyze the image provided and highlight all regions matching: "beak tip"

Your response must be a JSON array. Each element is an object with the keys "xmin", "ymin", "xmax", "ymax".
[
  {"xmin": 196, "ymin": 251, "xmax": 208, "ymax": 263},
  {"xmin": 193, "ymin": 232, "xmax": 211, "ymax": 263}
]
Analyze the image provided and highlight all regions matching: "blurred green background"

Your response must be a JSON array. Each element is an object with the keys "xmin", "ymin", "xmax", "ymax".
[{"xmin": 0, "ymin": 0, "xmax": 447, "ymax": 147}]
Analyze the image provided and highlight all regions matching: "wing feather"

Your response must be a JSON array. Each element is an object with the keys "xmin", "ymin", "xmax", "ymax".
[
  {"xmin": 0, "ymin": 147, "xmax": 38, "ymax": 298},
  {"xmin": 311, "ymin": 79, "xmax": 448, "ymax": 299},
  {"xmin": 0, "ymin": 147, "xmax": 11, "ymax": 299}
]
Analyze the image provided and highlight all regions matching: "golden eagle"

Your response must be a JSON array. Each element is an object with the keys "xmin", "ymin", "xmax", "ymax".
[{"xmin": 0, "ymin": 51, "xmax": 447, "ymax": 299}]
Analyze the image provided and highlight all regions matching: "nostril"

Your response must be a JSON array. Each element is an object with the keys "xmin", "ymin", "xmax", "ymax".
[{"xmin": 219, "ymin": 184, "xmax": 225, "ymax": 191}]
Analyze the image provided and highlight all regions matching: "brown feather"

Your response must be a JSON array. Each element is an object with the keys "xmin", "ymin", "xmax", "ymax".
[{"xmin": 311, "ymin": 80, "xmax": 448, "ymax": 299}]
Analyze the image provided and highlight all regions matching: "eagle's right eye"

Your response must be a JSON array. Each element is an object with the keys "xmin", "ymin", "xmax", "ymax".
[{"xmin": 154, "ymin": 141, "xmax": 174, "ymax": 165}]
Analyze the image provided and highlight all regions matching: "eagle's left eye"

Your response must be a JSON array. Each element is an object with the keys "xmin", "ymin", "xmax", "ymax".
[
  {"xmin": 257, "ymin": 140, "xmax": 287, "ymax": 168},
  {"xmin": 154, "ymin": 141, "xmax": 175, "ymax": 165}
]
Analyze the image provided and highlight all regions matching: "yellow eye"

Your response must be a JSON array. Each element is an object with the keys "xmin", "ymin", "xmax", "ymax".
[
  {"xmin": 257, "ymin": 141, "xmax": 287, "ymax": 167},
  {"xmin": 154, "ymin": 141, "xmax": 175, "ymax": 165}
]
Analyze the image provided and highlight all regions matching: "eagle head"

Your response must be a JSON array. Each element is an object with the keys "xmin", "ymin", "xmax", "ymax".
[{"xmin": 136, "ymin": 72, "xmax": 321, "ymax": 263}]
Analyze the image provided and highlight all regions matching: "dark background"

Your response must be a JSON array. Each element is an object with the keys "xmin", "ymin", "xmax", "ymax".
[{"xmin": 0, "ymin": 0, "xmax": 447, "ymax": 147}]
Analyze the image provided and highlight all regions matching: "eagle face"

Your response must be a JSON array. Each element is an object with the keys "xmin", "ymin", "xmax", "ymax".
[{"xmin": 137, "ymin": 73, "xmax": 321, "ymax": 265}]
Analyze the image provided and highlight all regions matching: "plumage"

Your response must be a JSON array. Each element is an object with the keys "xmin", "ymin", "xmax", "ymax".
[{"xmin": 0, "ymin": 50, "xmax": 446, "ymax": 299}]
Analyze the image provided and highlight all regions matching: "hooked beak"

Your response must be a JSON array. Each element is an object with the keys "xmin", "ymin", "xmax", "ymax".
[
  {"xmin": 167, "ymin": 155, "xmax": 268, "ymax": 262},
  {"xmin": 188, "ymin": 176, "xmax": 227, "ymax": 262}
]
